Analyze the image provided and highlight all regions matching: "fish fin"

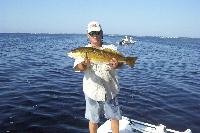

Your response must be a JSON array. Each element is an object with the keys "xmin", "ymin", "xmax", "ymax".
[
  {"xmin": 125, "ymin": 57, "xmax": 137, "ymax": 67},
  {"xmin": 85, "ymin": 52, "xmax": 88, "ymax": 58},
  {"xmin": 103, "ymin": 48, "xmax": 123, "ymax": 56}
]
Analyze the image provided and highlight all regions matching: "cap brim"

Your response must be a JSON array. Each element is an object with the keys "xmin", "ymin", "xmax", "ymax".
[{"xmin": 88, "ymin": 27, "xmax": 101, "ymax": 33}]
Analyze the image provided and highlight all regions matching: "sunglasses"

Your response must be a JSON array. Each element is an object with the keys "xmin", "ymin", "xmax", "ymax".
[{"xmin": 89, "ymin": 31, "xmax": 101, "ymax": 36}]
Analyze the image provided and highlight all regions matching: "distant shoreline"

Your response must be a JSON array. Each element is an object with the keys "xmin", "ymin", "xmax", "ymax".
[{"xmin": 0, "ymin": 33, "xmax": 199, "ymax": 39}]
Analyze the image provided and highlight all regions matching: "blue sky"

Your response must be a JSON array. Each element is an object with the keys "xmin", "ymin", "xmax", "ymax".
[{"xmin": 1, "ymin": 0, "xmax": 200, "ymax": 38}]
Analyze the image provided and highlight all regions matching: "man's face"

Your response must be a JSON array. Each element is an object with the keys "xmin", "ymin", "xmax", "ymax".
[{"xmin": 88, "ymin": 31, "xmax": 102, "ymax": 45}]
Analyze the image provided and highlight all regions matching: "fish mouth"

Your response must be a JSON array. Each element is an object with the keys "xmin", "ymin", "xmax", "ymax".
[{"xmin": 67, "ymin": 52, "xmax": 73, "ymax": 58}]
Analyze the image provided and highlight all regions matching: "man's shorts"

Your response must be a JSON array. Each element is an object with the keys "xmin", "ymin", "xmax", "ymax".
[{"xmin": 85, "ymin": 96, "xmax": 122, "ymax": 123}]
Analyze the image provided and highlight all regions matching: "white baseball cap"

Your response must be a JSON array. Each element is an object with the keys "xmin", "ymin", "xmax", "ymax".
[{"xmin": 87, "ymin": 21, "xmax": 102, "ymax": 33}]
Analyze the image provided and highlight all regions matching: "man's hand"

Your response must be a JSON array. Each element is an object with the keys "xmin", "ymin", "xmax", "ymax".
[
  {"xmin": 77, "ymin": 53, "xmax": 91, "ymax": 72},
  {"xmin": 82, "ymin": 56, "xmax": 90, "ymax": 66},
  {"xmin": 83, "ymin": 52, "xmax": 90, "ymax": 66},
  {"xmin": 108, "ymin": 58, "xmax": 119, "ymax": 69}
]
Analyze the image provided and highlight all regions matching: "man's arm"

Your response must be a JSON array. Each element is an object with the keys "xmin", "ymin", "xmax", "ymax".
[{"xmin": 74, "ymin": 57, "xmax": 90, "ymax": 72}]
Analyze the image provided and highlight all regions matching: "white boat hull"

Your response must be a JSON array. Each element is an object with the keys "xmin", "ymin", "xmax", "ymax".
[
  {"xmin": 97, "ymin": 116, "xmax": 192, "ymax": 133},
  {"xmin": 119, "ymin": 36, "xmax": 136, "ymax": 45}
]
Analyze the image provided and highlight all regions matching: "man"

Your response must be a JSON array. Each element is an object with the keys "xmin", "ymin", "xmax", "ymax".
[{"xmin": 73, "ymin": 21, "xmax": 122, "ymax": 133}]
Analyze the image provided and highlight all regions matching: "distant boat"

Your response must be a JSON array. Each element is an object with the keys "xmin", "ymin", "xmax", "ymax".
[
  {"xmin": 97, "ymin": 116, "xmax": 192, "ymax": 133},
  {"xmin": 119, "ymin": 36, "xmax": 137, "ymax": 45}
]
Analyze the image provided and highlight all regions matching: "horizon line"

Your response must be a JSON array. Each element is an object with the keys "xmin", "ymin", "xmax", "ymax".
[{"xmin": 0, "ymin": 32, "xmax": 199, "ymax": 39}]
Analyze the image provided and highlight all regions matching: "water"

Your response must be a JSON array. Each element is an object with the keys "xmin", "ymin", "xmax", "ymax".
[{"xmin": 0, "ymin": 33, "xmax": 199, "ymax": 133}]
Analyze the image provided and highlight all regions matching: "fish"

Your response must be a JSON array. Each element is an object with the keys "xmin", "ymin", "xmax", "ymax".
[{"xmin": 67, "ymin": 47, "xmax": 137, "ymax": 67}]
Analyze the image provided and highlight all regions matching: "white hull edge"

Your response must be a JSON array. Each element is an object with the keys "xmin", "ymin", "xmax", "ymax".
[{"xmin": 97, "ymin": 116, "xmax": 192, "ymax": 133}]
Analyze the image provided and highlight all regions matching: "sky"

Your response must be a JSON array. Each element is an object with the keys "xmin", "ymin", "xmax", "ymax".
[{"xmin": 0, "ymin": 0, "xmax": 200, "ymax": 38}]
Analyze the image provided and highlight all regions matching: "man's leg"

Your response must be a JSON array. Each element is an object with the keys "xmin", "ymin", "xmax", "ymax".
[
  {"xmin": 111, "ymin": 119, "xmax": 119, "ymax": 133},
  {"xmin": 89, "ymin": 121, "xmax": 98, "ymax": 133}
]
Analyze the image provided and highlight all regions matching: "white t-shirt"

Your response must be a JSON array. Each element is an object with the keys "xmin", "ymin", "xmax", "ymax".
[{"xmin": 73, "ymin": 44, "xmax": 120, "ymax": 101}]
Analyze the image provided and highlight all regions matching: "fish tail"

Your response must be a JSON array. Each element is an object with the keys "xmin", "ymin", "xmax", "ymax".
[{"xmin": 125, "ymin": 57, "xmax": 137, "ymax": 67}]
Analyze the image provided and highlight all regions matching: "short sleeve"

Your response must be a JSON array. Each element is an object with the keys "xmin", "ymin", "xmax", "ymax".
[
  {"xmin": 73, "ymin": 58, "xmax": 84, "ymax": 72},
  {"xmin": 103, "ymin": 44, "xmax": 117, "ymax": 51}
]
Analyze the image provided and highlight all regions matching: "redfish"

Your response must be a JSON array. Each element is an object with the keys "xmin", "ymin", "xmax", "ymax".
[{"xmin": 67, "ymin": 47, "xmax": 137, "ymax": 67}]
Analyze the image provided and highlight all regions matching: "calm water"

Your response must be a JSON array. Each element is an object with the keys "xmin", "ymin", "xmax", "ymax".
[{"xmin": 0, "ymin": 33, "xmax": 200, "ymax": 133}]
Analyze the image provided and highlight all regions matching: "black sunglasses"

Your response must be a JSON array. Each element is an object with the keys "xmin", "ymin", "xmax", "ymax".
[{"xmin": 89, "ymin": 31, "xmax": 101, "ymax": 36}]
